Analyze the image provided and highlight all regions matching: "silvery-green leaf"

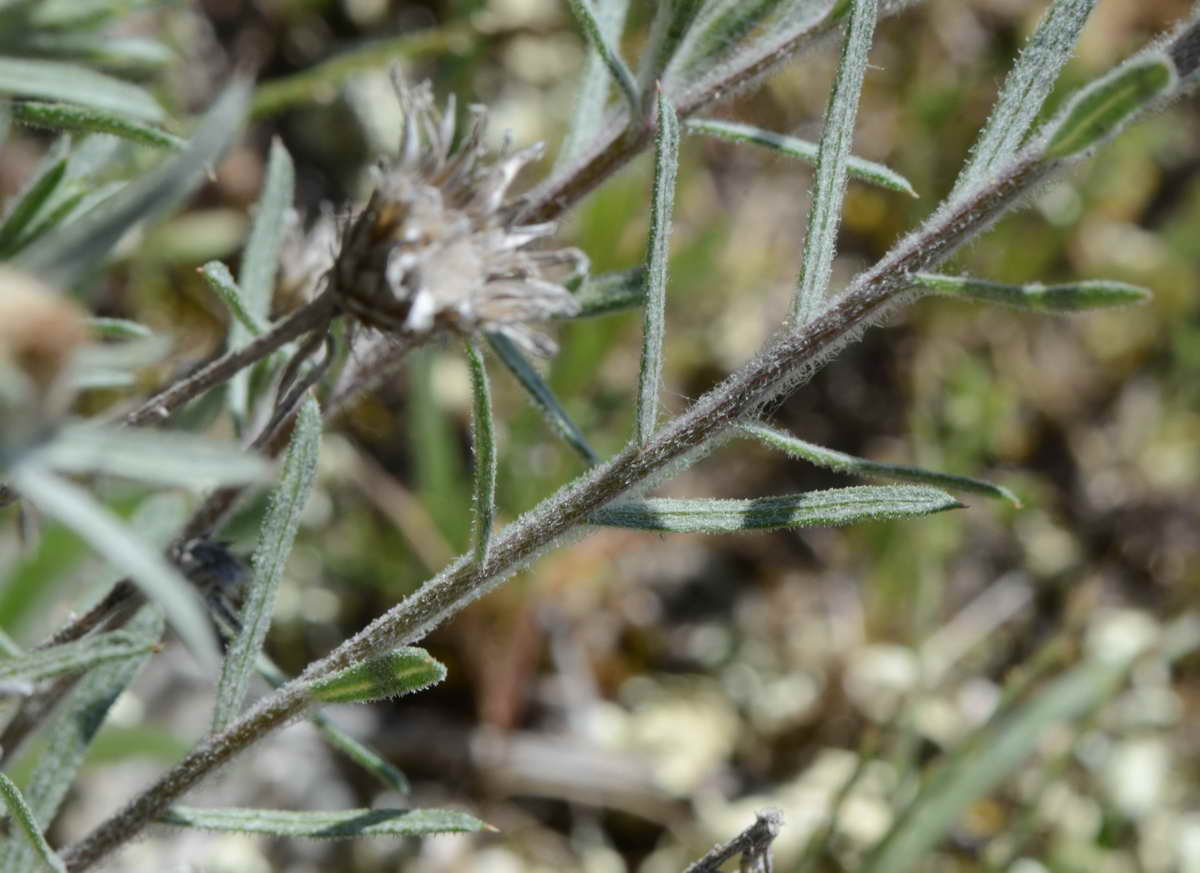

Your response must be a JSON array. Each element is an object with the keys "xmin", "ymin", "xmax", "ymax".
[
  {"xmin": 0, "ymin": 774, "xmax": 67, "ymax": 873},
  {"xmin": 686, "ymin": 118, "xmax": 916, "ymax": 196},
  {"xmin": 487, "ymin": 332, "xmax": 598, "ymax": 464},
  {"xmin": 465, "ymin": 341, "xmax": 496, "ymax": 568},
  {"xmin": 914, "ymin": 273, "xmax": 1150, "ymax": 312},
  {"xmin": 638, "ymin": 0, "xmax": 704, "ymax": 94},
  {"xmin": 213, "ymin": 397, "xmax": 320, "ymax": 732},
  {"xmin": 87, "ymin": 317, "xmax": 154, "ymax": 341},
  {"xmin": 0, "ymin": 58, "xmax": 164, "ymax": 121},
  {"xmin": 306, "ymin": 647, "xmax": 446, "ymax": 705},
  {"xmin": 671, "ymin": 0, "xmax": 794, "ymax": 81},
  {"xmin": 556, "ymin": 0, "xmax": 630, "ymax": 172},
  {"xmin": 0, "ymin": 607, "xmax": 162, "ymax": 873},
  {"xmin": 0, "ymin": 627, "xmax": 21, "ymax": 657},
  {"xmin": 953, "ymin": 0, "xmax": 1096, "ymax": 195},
  {"xmin": 0, "ymin": 136, "xmax": 70, "ymax": 257},
  {"xmin": 199, "ymin": 261, "xmax": 267, "ymax": 336},
  {"xmin": 19, "ymin": 33, "xmax": 173, "ymax": 73},
  {"xmin": 636, "ymin": 88, "xmax": 680, "ymax": 445},
  {"xmin": 590, "ymin": 485, "xmax": 962, "ymax": 533},
  {"xmin": 159, "ymin": 806, "xmax": 489, "ymax": 839},
  {"xmin": 10, "ymin": 102, "xmax": 183, "ymax": 150},
  {"xmin": 8, "ymin": 466, "xmax": 218, "ymax": 667},
  {"xmin": 0, "ymin": 631, "xmax": 155, "ymax": 683},
  {"xmin": 567, "ymin": 267, "xmax": 646, "ymax": 318},
  {"xmin": 37, "ymin": 424, "xmax": 271, "ymax": 489},
  {"xmin": 565, "ymin": 0, "xmax": 640, "ymax": 117},
  {"xmin": 792, "ymin": 0, "xmax": 879, "ymax": 325},
  {"xmin": 18, "ymin": 77, "xmax": 251, "ymax": 290},
  {"xmin": 740, "ymin": 422, "xmax": 1019, "ymax": 506},
  {"xmin": 1043, "ymin": 54, "xmax": 1175, "ymax": 160}
]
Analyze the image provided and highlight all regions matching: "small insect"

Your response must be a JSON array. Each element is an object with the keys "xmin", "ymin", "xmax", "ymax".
[{"xmin": 177, "ymin": 538, "xmax": 248, "ymax": 643}]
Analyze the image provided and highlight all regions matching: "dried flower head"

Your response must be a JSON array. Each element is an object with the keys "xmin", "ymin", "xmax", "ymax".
[{"xmin": 329, "ymin": 79, "xmax": 587, "ymax": 357}]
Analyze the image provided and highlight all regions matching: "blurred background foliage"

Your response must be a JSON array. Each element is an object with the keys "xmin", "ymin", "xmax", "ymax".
[{"xmin": 3, "ymin": 0, "xmax": 1200, "ymax": 871}]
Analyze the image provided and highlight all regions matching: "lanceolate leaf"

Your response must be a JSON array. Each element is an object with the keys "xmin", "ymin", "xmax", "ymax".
[
  {"xmin": 565, "ymin": 0, "xmax": 640, "ymax": 118},
  {"xmin": 0, "ymin": 136, "xmax": 70, "ymax": 257},
  {"xmin": 953, "ymin": 0, "xmax": 1097, "ymax": 195},
  {"xmin": 159, "ymin": 806, "xmax": 490, "ymax": 839},
  {"xmin": 0, "ymin": 57, "xmax": 164, "ymax": 121},
  {"xmin": 306, "ymin": 647, "xmax": 446, "ymax": 705},
  {"xmin": 914, "ymin": 273, "xmax": 1150, "ymax": 312},
  {"xmin": 8, "ymin": 466, "xmax": 217, "ymax": 668},
  {"xmin": 671, "ymin": 0, "xmax": 784, "ymax": 80},
  {"xmin": 0, "ymin": 774, "xmax": 67, "ymax": 873},
  {"xmin": 792, "ymin": 0, "xmax": 879, "ymax": 326},
  {"xmin": 568, "ymin": 267, "xmax": 646, "ymax": 317},
  {"xmin": 686, "ymin": 118, "xmax": 916, "ymax": 196},
  {"xmin": 639, "ymin": 0, "xmax": 704, "ymax": 93},
  {"xmin": 18, "ymin": 77, "xmax": 251, "ymax": 289},
  {"xmin": 636, "ymin": 88, "xmax": 680, "ymax": 445},
  {"xmin": 88, "ymin": 317, "xmax": 154, "ymax": 341},
  {"xmin": 213, "ymin": 397, "xmax": 321, "ymax": 732},
  {"xmin": 589, "ymin": 486, "xmax": 962, "ymax": 534},
  {"xmin": 487, "ymin": 332, "xmax": 598, "ymax": 465},
  {"xmin": 199, "ymin": 261, "xmax": 267, "ymax": 336},
  {"xmin": 0, "ymin": 631, "xmax": 155, "ymax": 683},
  {"xmin": 10, "ymin": 102, "xmax": 183, "ymax": 150},
  {"xmin": 740, "ymin": 422, "xmax": 1020, "ymax": 506},
  {"xmin": 556, "ymin": 0, "xmax": 631, "ymax": 171},
  {"xmin": 465, "ymin": 341, "xmax": 496, "ymax": 567}
]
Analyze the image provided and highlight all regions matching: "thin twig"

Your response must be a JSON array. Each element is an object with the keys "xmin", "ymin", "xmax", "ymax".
[{"xmin": 682, "ymin": 810, "xmax": 783, "ymax": 873}]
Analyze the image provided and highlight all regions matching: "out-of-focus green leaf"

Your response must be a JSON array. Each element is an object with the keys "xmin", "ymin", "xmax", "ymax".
[
  {"xmin": 0, "ymin": 631, "xmax": 155, "ymax": 683},
  {"xmin": 87, "ymin": 317, "xmax": 154, "ymax": 341},
  {"xmin": 0, "ymin": 136, "xmax": 70, "ymax": 257},
  {"xmin": 568, "ymin": 267, "xmax": 646, "ymax": 317},
  {"xmin": 589, "ymin": 486, "xmax": 962, "ymax": 533},
  {"xmin": 10, "ymin": 102, "xmax": 183, "ymax": 150},
  {"xmin": 199, "ymin": 261, "xmax": 266, "ymax": 336},
  {"xmin": 159, "ymin": 806, "xmax": 490, "ymax": 838},
  {"xmin": 0, "ymin": 58, "xmax": 163, "ymax": 121},
  {"xmin": 0, "ymin": 773, "xmax": 67, "ymax": 873},
  {"xmin": 306, "ymin": 647, "xmax": 446, "ymax": 705}
]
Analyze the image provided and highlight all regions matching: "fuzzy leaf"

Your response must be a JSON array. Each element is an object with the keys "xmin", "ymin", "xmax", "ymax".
[
  {"xmin": 639, "ymin": 0, "xmax": 704, "ymax": 93},
  {"xmin": 686, "ymin": 118, "xmax": 916, "ymax": 196},
  {"xmin": 915, "ymin": 273, "xmax": 1150, "ymax": 312},
  {"xmin": 0, "ymin": 136, "xmax": 70, "ymax": 257},
  {"xmin": 1044, "ymin": 54, "xmax": 1175, "ymax": 159},
  {"xmin": 671, "ymin": 0, "xmax": 786, "ymax": 79},
  {"xmin": 199, "ymin": 260, "xmax": 267, "ymax": 336},
  {"xmin": 10, "ymin": 101, "xmax": 183, "ymax": 150},
  {"xmin": 9, "ymin": 466, "xmax": 217, "ymax": 667},
  {"xmin": 213, "ymin": 397, "xmax": 321, "ymax": 732},
  {"xmin": 0, "ymin": 630, "xmax": 155, "ymax": 683},
  {"xmin": 0, "ymin": 57, "xmax": 163, "ymax": 121},
  {"xmin": 556, "ymin": 0, "xmax": 631, "ymax": 171},
  {"xmin": 465, "ymin": 341, "xmax": 497, "ymax": 567},
  {"xmin": 18, "ymin": 77, "xmax": 251, "ymax": 289},
  {"xmin": 740, "ymin": 422, "xmax": 1019, "ymax": 506},
  {"xmin": 488, "ymin": 332, "xmax": 598, "ymax": 464},
  {"xmin": 953, "ymin": 0, "xmax": 1096, "ymax": 193},
  {"xmin": 565, "ymin": 0, "xmax": 640, "ymax": 117},
  {"xmin": 88, "ymin": 317, "xmax": 154, "ymax": 341},
  {"xmin": 306, "ymin": 647, "xmax": 447, "ymax": 705},
  {"xmin": 636, "ymin": 88, "xmax": 680, "ymax": 445},
  {"xmin": 590, "ymin": 486, "xmax": 962, "ymax": 533},
  {"xmin": 37, "ymin": 423, "xmax": 272, "ymax": 489},
  {"xmin": 569, "ymin": 267, "xmax": 646, "ymax": 317},
  {"xmin": 792, "ymin": 0, "xmax": 879, "ymax": 325},
  {"xmin": 159, "ymin": 806, "xmax": 489, "ymax": 839},
  {"xmin": 0, "ymin": 774, "xmax": 67, "ymax": 873}
]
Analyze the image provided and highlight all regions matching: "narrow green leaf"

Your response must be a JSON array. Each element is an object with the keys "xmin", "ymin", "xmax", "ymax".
[
  {"xmin": 18, "ymin": 34, "xmax": 173, "ymax": 73},
  {"xmin": 9, "ymin": 465, "xmax": 218, "ymax": 668},
  {"xmin": 1044, "ymin": 54, "xmax": 1175, "ymax": 159},
  {"xmin": 213, "ymin": 397, "xmax": 321, "ymax": 732},
  {"xmin": 740, "ymin": 422, "xmax": 1020, "ymax": 506},
  {"xmin": 307, "ymin": 647, "xmax": 446, "ymax": 705},
  {"xmin": 556, "ymin": 0, "xmax": 631, "ymax": 171},
  {"xmin": 258, "ymin": 657, "xmax": 411, "ymax": 794},
  {"xmin": 953, "ymin": 0, "xmax": 1097, "ymax": 194},
  {"xmin": 0, "ymin": 607, "xmax": 162, "ymax": 873},
  {"xmin": 37, "ymin": 423, "xmax": 272, "ymax": 489},
  {"xmin": 568, "ymin": 267, "xmax": 646, "ymax": 317},
  {"xmin": 914, "ymin": 273, "xmax": 1151, "ymax": 312},
  {"xmin": 639, "ymin": 0, "xmax": 704, "ymax": 94},
  {"xmin": 199, "ymin": 260, "xmax": 267, "ymax": 336},
  {"xmin": 0, "ymin": 774, "xmax": 67, "ymax": 873},
  {"xmin": 159, "ymin": 806, "xmax": 489, "ymax": 839},
  {"xmin": 18, "ymin": 76, "xmax": 251, "ymax": 290},
  {"xmin": 671, "ymin": 0, "xmax": 786, "ymax": 81},
  {"xmin": 686, "ymin": 118, "xmax": 917, "ymax": 196},
  {"xmin": 487, "ymin": 332, "xmax": 598, "ymax": 464},
  {"xmin": 0, "ymin": 627, "xmax": 22, "ymax": 657},
  {"xmin": 229, "ymin": 137, "xmax": 294, "ymax": 425},
  {"xmin": 0, "ymin": 631, "xmax": 155, "ymax": 683},
  {"xmin": 636, "ymin": 88, "xmax": 680, "ymax": 445},
  {"xmin": 0, "ymin": 137, "xmax": 70, "ymax": 257},
  {"xmin": 465, "ymin": 341, "xmax": 496, "ymax": 568},
  {"xmin": 0, "ymin": 58, "xmax": 163, "ymax": 121},
  {"xmin": 10, "ymin": 102, "xmax": 183, "ymax": 150},
  {"xmin": 792, "ymin": 0, "xmax": 879, "ymax": 325},
  {"xmin": 88, "ymin": 317, "xmax": 154, "ymax": 341},
  {"xmin": 565, "ymin": 0, "xmax": 641, "ymax": 118},
  {"xmin": 590, "ymin": 485, "xmax": 962, "ymax": 533}
]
